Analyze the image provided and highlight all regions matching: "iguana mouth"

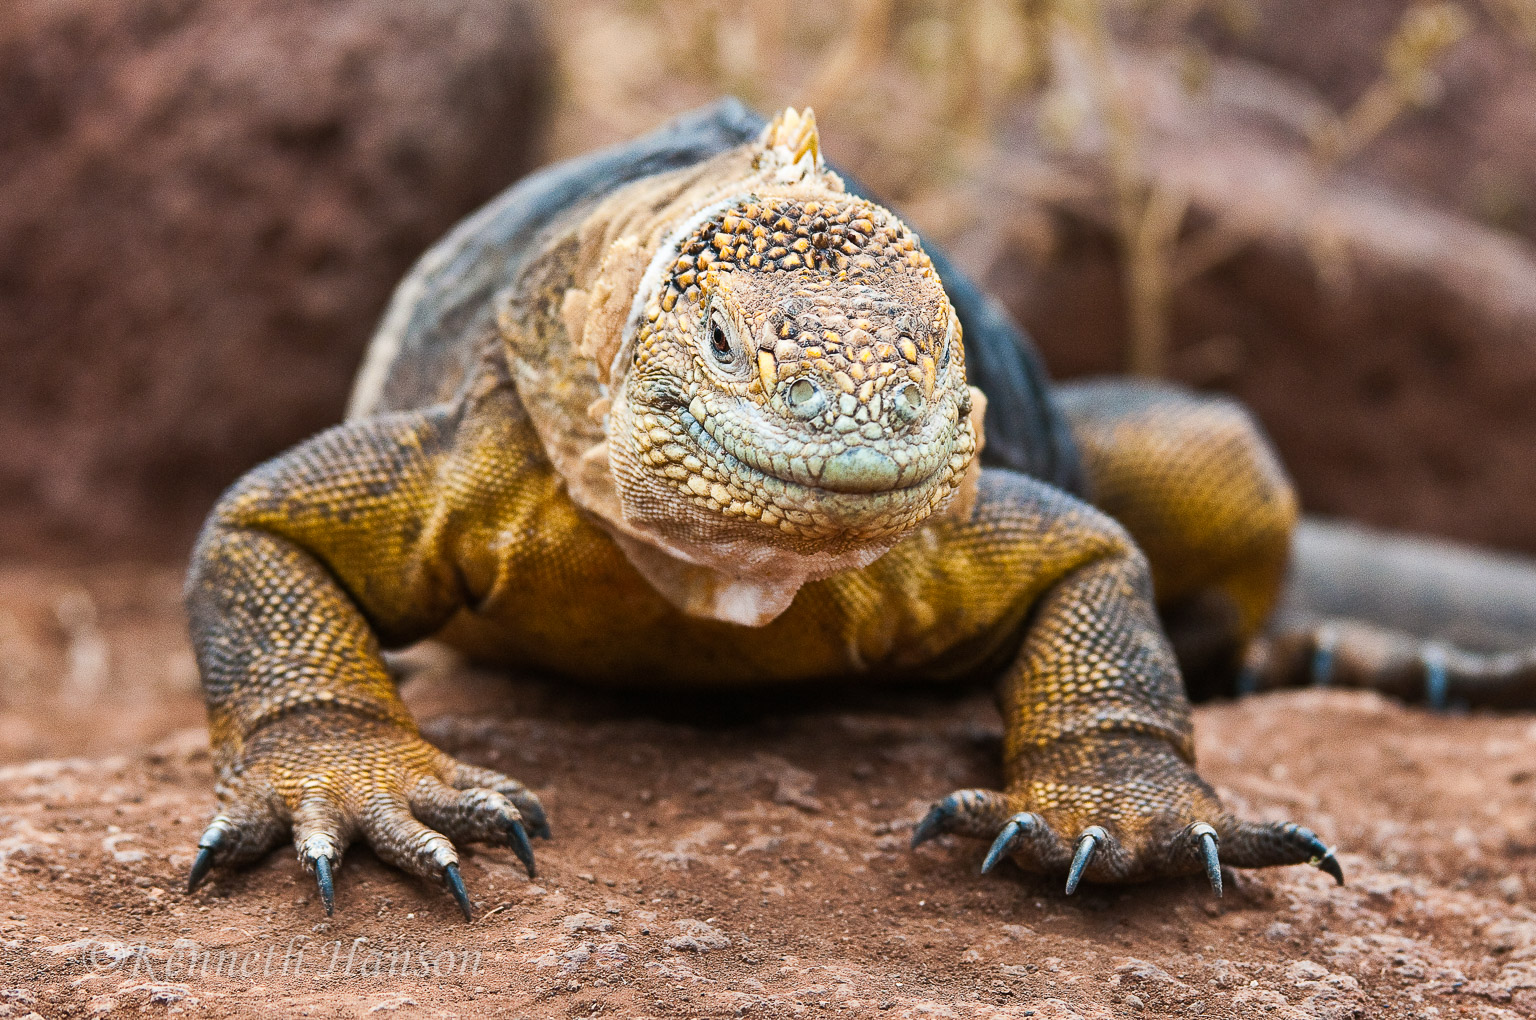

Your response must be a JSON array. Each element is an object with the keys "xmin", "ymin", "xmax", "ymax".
[{"xmin": 677, "ymin": 399, "xmax": 950, "ymax": 498}]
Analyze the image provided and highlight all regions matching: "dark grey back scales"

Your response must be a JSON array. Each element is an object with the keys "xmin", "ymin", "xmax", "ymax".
[{"xmin": 359, "ymin": 98, "xmax": 1084, "ymax": 497}]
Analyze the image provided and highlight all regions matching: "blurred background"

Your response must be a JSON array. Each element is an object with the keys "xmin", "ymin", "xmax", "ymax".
[{"xmin": 2, "ymin": 0, "xmax": 1535, "ymax": 758}]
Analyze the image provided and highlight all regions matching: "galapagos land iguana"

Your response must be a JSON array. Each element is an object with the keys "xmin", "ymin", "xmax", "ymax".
[{"xmin": 184, "ymin": 100, "xmax": 1536, "ymax": 920}]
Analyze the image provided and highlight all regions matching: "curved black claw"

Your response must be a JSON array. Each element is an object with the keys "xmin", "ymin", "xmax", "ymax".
[
  {"xmin": 187, "ymin": 845, "xmax": 217, "ymax": 893},
  {"xmin": 1065, "ymin": 826, "xmax": 1107, "ymax": 895},
  {"xmin": 981, "ymin": 812, "xmax": 1045, "ymax": 874},
  {"xmin": 911, "ymin": 789, "xmax": 1007, "ymax": 849},
  {"xmin": 912, "ymin": 795, "xmax": 962, "ymax": 849},
  {"xmin": 506, "ymin": 818, "xmax": 537, "ymax": 878},
  {"xmin": 187, "ymin": 820, "xmax": 229, "ymax": 893},
  {"xmin": 1307, "ymin": 839, "xmax": 1345, "ymax": 885},
  {"xmin": 522, "ymin": 802, "xmax": 552, "ymax": 840},
  {"xmin": 444, "ymin": 862, "xmax": 473, "ymax": 922},
  {"xmin": 313, "ymin": 854, "xmax": 336, "ymax": 916},
  {"xmin": 1191, "ymin": 822, "xmax": 1222, "ymax": 898}
]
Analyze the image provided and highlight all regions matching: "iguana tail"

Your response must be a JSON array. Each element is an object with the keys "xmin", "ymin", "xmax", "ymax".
[{"xmin": 1247, "ymin": 517, "xmax": 1536, "ymax": 709}]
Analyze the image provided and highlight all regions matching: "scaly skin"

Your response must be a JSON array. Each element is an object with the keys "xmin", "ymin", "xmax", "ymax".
[{"xmin": 185, "ymin": 109, "xmax": 1340, "ymax": 919}]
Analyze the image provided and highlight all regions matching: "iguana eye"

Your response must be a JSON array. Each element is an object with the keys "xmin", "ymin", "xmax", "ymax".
[{"xmin": 702, "ymin": 303, "xmax": 749, "ymax": 377}]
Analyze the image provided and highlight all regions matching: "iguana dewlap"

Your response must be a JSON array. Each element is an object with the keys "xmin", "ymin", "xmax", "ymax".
[{"xmin": 185, "ymin": 101, "xmax": 1362, "ymax": 920}]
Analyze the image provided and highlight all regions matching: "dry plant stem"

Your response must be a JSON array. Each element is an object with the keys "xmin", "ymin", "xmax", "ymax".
[
  {"xmin": 1066, "ymin": 0, "xmax": 1177, "ymax": 379},
  {"xmin": 1127, "ymin": 185, "xmax": 1188, "ymax": 379},
  {"xmin": 1319, "ymin": 81, "xmax": 1417, "ymax": 166},
  {"xmin": 1020, "ymin": 0, "xmax": 1057, "ymax": 91},
  {"xmin": 1313, "ymin": 2, "xmax": 1472, "ymax": 166}
]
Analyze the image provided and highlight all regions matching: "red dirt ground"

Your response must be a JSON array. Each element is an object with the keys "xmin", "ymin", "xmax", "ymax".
[{"xmin": 1, "ymin": 565, "xmax": 1533, "ymax": 1018}]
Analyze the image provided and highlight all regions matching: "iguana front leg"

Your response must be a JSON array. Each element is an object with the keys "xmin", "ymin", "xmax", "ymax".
[
  {"xmin": 906, "ymin": 473, "xmax": 1341, "ymax": 893},
  {"xmin": 185, "ymin": 402, "xmax": 546, "ymax": 919}
]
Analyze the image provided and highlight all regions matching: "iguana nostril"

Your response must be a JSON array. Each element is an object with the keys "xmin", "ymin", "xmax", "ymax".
[
  {"xmin": 818, "ymin": 446, "xmax": 901, "ymax": 493},
  {"xmin": 785, "ymin": 377, "xmax": 824, "ymax": 418},
  {"xmin": 892, "ymin": 382, "xmax": 924, "ymax": 422}
]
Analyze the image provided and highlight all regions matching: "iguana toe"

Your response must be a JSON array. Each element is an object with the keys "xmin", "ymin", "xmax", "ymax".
[
  {"xmin": 409, "ymin": 780, "xmax": 539, "ymax": 878},
  {"xmin": 912, "ymin": 788, "xmax": 1014, "ymax": 848},
  {"xmin": 442, "ymin": 762, "xmax": 551, "ymax": 839},
  {"xmin": 1218, "ymin": 817, "xmax": 1343, "ymax": 884},
  {"xmin": 186, "ymin": 827, "xmax": 222, "ymax": 893},
  {"xmin": 980, "ymin": 812, "xmax": 1057, "ymax": 874},
  {"xmin": 186, "ymin": 795, "xmax": 287, "ymax": 892}
]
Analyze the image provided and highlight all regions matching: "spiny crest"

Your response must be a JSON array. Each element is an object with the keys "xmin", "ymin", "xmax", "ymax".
[{"xmin": 757, "ymin": 107, "xmax": 823, "ymax": 183}]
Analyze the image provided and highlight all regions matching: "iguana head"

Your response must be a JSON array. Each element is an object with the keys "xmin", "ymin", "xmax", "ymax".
[{"xmin": 608, "ymin": 110, "xmax": 979, "ymax": 578}]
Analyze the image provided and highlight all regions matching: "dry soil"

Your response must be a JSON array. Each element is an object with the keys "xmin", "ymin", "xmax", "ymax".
[{"xmin": 1, "ymin": 565, "xmax": 1533, "ymax": 1018}]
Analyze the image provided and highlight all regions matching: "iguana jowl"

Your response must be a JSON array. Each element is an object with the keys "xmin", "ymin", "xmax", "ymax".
[{"xmin": 186, "ymin": 101, "xmax": 1529, "ymax": 920}]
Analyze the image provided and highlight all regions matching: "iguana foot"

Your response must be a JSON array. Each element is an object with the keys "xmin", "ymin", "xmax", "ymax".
[
  {"xmin": 1246, "ymin": 620, "xmax": 1536, "ymax": 710},
  {"xmin": 910, "ymin": 735, "xmax": 1341, "ymax": 894},
  {"xmin": 187, "ymin": 711, "xmax": 548, "ymax": 921}
]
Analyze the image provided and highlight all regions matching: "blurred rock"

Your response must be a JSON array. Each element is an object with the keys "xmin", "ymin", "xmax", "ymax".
[
  {"xmin": 0, "ymin": 0, "xmax": 549, "ymax": 560},
  {"xmin": 1203, "ymin": 0, "xmax": 1536, "ymax": 242},
  {"xmin": 961, "ymin": 22, "xmax": 1536, "ymax": 554}
]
